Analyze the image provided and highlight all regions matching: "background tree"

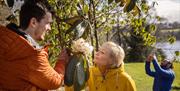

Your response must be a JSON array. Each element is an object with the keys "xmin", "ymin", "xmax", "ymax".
[
  {"xmin": 46, "ymin": 0, "xmax": 142, "ymax": 64},
  {"xmin": 1, "ymin": 0, "xmax": 178, "ymax": 64}
]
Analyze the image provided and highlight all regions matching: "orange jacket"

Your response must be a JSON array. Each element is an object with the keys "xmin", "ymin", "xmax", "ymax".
[{"xmin": 0, "ymin": 25, "xmax": 66, "ymax": 91}]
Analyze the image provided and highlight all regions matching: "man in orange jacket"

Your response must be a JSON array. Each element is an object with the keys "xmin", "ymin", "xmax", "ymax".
[{"xmin": 0, "ymin": 1, "xmax": 69, "ymax": 90}]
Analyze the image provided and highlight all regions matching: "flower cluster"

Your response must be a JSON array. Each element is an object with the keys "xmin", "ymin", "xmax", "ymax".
[{"xmin": 71, "ymin": 38, "xmax": 93, "ymax": 55}]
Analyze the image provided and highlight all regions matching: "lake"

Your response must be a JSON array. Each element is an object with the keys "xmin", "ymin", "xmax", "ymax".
[{"xmin": 156, "ymin": 41, "xmax": 180, "ymax": 61}]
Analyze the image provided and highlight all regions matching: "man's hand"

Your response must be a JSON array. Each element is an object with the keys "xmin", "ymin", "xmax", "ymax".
[{"xmin": 55, "ymin": 49, "xmax": 70, "ymax": 74}]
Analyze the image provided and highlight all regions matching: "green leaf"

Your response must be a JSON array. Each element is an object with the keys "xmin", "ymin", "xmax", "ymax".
[
  {"xmin": 64, "ymin": 55, "xmax": 79, "ymax": 86},
  {"xmin": 65, "ymin": 20, "xmax": 83, "ymax": 36},
  {"xmin": 73, "ymin": 55, "xmax": 87, "ymax": 91},
  {"xmin": 145, "ymin": 25, "xmax": 150, "ymax": 32},
  {"xmin": 83, "ymin": 4, "xmax": 89, "ymax": 14},
  {"xmin": 119, "ymin": 0, "xmax": 125, "ymax": 7},
  {"xmin": 63, "ymin": 16, "xmax": 83, "ymax": 25},
  {"xmin": 77, "ymin": 3, "xmax": 84, "ymax": 16},
  {"xmin": 75, "ymin": 20, "xmax": 89, "ymax": 39},
  {"xmin": 115, "ymin": 0, "xmax": 121, "ymax": 3},
  {"xmin": 150, "ymin": 24, "xmax": 156, "ymax": 31},
  {"xmin": 132, "ymin": 5, "xmax": 140, "ymax": 16},
  {"xmin": 65, "ymin": 20, "xmax": 89, "ymax": 39},
  {"xmin": 152, "ymin": 1, "xmax": 158, "ymax": 7},
  {"xmin": 6, "ymin": 0, "xmax": 14, "ymax": 7},
  {"xmin": 108, "ymin": 0, "xmax": 114, "ymax": 4},
  {"xmin": 168, "ymin": 36, "xmax": 176, "ymax": 44},
  {"xmin": 175, "ymin": 51, "xmax": 180, "ymax": 56},
  {"xmin": 81, "ymin": 25, "xmax": 90, "ymax": 39},
  {"xmin": 124, "ymin": 0, "xmax": 136, "ymax": 12},
  {"xmin": 141, "ymin": 3, "xmax": 149, "ymax": 13},
  {"xmin": 145, "ymin": 24, "xmax": 156, "ymax": 32}
]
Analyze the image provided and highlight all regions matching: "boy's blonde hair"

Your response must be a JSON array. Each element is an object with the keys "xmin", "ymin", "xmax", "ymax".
[{"xmin": 102, "ymin": 42, "xmax": 125, "ymax": 67}]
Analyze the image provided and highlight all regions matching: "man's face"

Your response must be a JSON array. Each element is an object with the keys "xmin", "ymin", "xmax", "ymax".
[{"xmin": 34, "ymin": 12, "xmax": 52, "ymax": 41}]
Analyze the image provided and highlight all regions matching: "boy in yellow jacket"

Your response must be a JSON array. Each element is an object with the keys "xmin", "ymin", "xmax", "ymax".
[{"xmin": 65, "ymin": 42, "xmax": 136, "ymax": 91}]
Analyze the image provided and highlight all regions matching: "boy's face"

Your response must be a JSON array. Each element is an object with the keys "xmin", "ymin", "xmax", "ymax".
[
  {"xmin": 161, "ymin": 60, "xmax": 169, "ymax": 66},
  {"xmin": 160, "ymin": 59, "xmax": 172, "ymax": 69},
  {"xmin": 34, "ymin": 12, "xmax": 52, "ymax": 41}
]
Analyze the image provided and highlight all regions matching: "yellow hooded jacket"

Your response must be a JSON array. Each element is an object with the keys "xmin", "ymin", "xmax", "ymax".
[{"xmin": 65, "ymin": 64, "xmax": 136, "ymax": 91}]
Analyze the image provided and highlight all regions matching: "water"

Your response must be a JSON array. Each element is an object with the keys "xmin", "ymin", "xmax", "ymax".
[{"xmin": 156, "ymin": 41, "xmax": 180, "ymax": 61}]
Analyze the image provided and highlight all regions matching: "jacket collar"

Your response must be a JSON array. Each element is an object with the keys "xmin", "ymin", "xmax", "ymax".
[
  {"xmin": 6, "ymin": 23, "xmax": 42, "ymax": 49},
  {"xmin": 95, "ymin": 63, "xmax": 125, "ymax": 79},
  {"xmin": 107, "ymin": 63, "xmax": 125, "ymax": 75},
  {"xmin": 6, "ymin": 23, "xmax": 27, "ymax": 39}
]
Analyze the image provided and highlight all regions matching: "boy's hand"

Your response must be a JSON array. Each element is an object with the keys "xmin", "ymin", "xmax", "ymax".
[
  {"xmin": 147, "ymin": 54, "xmax": 157, "ymax": 62},
  {"xmin": 147, "ymin": 54, "xmax": 154, "ymax": 62}
]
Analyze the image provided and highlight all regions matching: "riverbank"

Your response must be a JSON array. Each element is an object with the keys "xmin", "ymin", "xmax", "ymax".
[{"xmin": 156, "ymin": 41, "xmax": 180, "ymax": 61}]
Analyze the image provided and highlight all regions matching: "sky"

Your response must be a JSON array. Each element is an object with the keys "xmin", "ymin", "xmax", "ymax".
[{"xmin": 154, "ymin": 0, "xmax": 180, "ymax": 23}]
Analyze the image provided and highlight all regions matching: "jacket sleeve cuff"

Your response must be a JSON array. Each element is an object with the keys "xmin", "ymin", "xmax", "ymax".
[{"xmin": 54, "ymin": 60, "xmax": 67, "ymax": 75}]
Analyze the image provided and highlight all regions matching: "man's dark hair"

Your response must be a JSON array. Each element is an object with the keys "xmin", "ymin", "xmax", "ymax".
[{"xmin": 19, "ymin": 1, "xmax": 50, "ymax": 30}]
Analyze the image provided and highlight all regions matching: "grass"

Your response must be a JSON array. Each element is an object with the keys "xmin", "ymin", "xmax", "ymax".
[
  {"xmin": 124, "ymin": 62, "xmax": 180, "ymax": 91},
  {"xmin": 54, "ymin": 62, "xmax": 180, "ymax": 91}
]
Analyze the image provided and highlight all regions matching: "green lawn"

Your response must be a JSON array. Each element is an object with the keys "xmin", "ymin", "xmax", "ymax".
[{"xmin": 124, "ymin": 63, "xmax": 180, "ymax": 91}]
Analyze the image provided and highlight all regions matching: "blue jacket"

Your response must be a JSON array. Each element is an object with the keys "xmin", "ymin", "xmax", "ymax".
[{"xmin": 145, "ymin": 59, "xmax": 175, "ymax": 91}]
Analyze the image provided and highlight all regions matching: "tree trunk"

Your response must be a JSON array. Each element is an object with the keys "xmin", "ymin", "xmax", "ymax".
[{"xmin": 91, "ymin": 0, "xmax": 99, "ymax": 51}]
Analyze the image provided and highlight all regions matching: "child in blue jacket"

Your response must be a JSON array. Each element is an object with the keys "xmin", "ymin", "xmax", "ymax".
[{"xmin": 145, "ymin": 54, "xmax": 175, "ymax": 91}]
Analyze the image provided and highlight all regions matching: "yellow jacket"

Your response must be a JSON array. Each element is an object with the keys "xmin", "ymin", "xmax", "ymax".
[{"xmin": 65, "ymin": 64, "xmax": 136, "ymax": 91}]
